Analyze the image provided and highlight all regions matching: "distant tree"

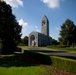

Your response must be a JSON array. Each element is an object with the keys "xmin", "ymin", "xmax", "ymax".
[
  {"xmin": 0, "ymin": 1, "xmax": 22, "ymax": 54},
  {"xmin": 52, "ymin": 39, "xmax": 60, "ymax": 45},
  {"xmin": 21, "ymin": 36, "xmax": 28, "ymax": 46},
  {"xmin": 59, "ymin": 19, "xmax": 76, "ymax": 47}
]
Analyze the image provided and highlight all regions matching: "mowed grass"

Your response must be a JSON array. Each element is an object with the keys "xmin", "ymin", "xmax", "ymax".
[
  {"xmin": 44, "ymin": 46, "xmax": 76, "ymax": 52},
  {"xmin": 18, "ymin": 46, "xmax": 76, "ymax": 52},
  {"xmin": 0, "ymin": 54, "xmax": 46, "ymax": 75},
  {"xmin": 18, "ymin": 46, "xmax": 29, "ymax": 53},
  {"xmin": 0, "ymin": 67, "xmax": 45, "ymax": 75},
  {"xmin": 18, "ymin": 46, "xmax": 29, "ymax": 50},
  {"xmin": 1, "ymin": 46, "xmax": 76, "ymax": 75}
]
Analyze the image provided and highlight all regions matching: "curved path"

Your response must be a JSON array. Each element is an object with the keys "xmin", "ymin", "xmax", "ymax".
[{"xmin": 29, "ymin": 47, "xmax": 76, "ymax": 59}]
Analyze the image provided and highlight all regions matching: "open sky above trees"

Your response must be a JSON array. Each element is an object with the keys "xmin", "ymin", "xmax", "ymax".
[{"xmin": 3, "ymin": 0, "xmax": 76, "ymax": 40}]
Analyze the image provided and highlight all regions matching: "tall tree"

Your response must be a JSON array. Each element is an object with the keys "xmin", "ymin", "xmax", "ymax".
[
  {"xmin": 59, "ymin": 19, "xmax": 76, "ymax": 47},
  {"xmin": 21, "ymin": 36, "xmax": 28, "ymax": 46},
  {"xmin": 0, "ymin": 1, "xmax": 22, "ymax": 54}
]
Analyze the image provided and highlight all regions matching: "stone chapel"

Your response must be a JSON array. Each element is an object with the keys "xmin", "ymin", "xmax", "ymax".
[{"xmin": 28, "ymin": 15, "xmax": 52, "ymax": 46}]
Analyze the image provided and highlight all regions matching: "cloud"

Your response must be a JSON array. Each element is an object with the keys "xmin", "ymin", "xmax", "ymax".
[
  {"xmin": 41, "ymin": 0, "xmax": 63, "ymax": 9},
  {"xmin": 18, "ymin": 20, "xmax": 40, "ymax": 38},
  {"xmin": 3, "ymin": 0, "xmax": 23, "ymax": 8},
  {"xmin": 56, "ymin": 27, "xmax": 60, "ymax": 30},
  {"xmin": 35, "ymin": 26, "xmax": 40, "ymax": 32},
  {"xmin": 18, "ymin": 19, "xmax": 29, "ymax": 38},
  {"xmin": 18, "ymin": 19, "xmax": 28, "ymax": 27},
  {"xmin": 35, "ymin": 26, "xmax": 38, "ymax": 28}
]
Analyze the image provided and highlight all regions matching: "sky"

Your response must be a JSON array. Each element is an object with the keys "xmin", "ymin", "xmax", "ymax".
[{"xmin": 3, "ymin": 0, "xmax": 76, "ymax": 40}]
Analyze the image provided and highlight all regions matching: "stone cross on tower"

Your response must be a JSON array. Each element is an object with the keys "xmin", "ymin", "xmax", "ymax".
[{"xmin": 41, "ymin": 15, "xmax": 49, "ymax": 36}]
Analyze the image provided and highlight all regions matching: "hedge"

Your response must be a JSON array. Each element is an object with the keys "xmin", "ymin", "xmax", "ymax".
[
  {"xmin": 24, "ymin": 50, "xmax": 76, "ymax": 74},
  {"xmin": 47, "ymin": 45, "xmax": 70, "ymax": 48},
  {"xmin": 50, "ymin": 56, "xmax": 76, "ymax": 74}
]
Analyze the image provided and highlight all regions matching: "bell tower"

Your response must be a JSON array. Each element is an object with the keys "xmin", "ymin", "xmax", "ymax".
[{"xmin": 41, "ymin": 15, "xmax": 49, "ymax": 36}]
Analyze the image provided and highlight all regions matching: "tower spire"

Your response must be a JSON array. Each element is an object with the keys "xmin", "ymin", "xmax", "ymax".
[{"xmin": 41, "ymin": 15, "xmax": 49, "ymax": 36}]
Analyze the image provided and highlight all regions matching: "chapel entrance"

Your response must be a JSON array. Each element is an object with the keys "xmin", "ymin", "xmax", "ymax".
[{"xmin": 30, "ymin": 35, "xmax": 36, "ymax": 46}]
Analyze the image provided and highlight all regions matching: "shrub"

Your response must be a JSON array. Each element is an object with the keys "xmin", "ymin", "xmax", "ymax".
[
  {"xmin": 50, "ymin": 56, "xmax": 76, "ymax": 74},
  {"xmin": 23, "ymin": 50, "xmax": 76, "ymax": 74},
  {"xmin": 47, "ymin": 45, "xmax": 69, "ymax": 48},
  {"xmin": 18, "ymin": 43, "xmax": 27, "ymax": 46}
]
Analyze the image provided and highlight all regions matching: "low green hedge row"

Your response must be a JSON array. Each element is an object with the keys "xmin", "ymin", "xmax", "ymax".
[
  {"xmin": 18, "ymin": 43, "xmax": 28, "ymax": 46},
  {"xmin": 50, "ymin": 56, "xmax": 76, "ymax": 74},
  {"xmin": 47, "ymin": 45, "xmax": 69, "ymax": 48},
  {"xmin": 24, "ymin": 50, "xmax": 76, "ymax": 74}
]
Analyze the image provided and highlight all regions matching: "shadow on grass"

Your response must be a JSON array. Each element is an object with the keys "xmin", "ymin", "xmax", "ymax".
[
  {"xmin": 29, "ymin": 50, "xmax": 67, "ymax": 53},
  {"xmin": 0, "ymin": 50, "xmax": 52, "ymax": 67},
  {"xmin": 28, "ymin": 49, "xmax": 76, "ymax": 60},
  {"xmin": 58, "ymin": 56, "xmax": 76, "ymax": 60}
]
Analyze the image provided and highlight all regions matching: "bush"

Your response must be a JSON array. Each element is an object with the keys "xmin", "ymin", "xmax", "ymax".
[
  {"xmin": 56, "ymin": 45, "xmax": 69, "ymax": 48},
  {"xmin": 24, "ymin": 50, "xmax": 76, "ymax": 74},
  {"xmin": 18, "ymin": 43, "xmax": 27, "ymax": 46},
  {"xmin": 47, "ymin": 45, "xmax": 69, "ymax": 48},
  {"xmin": 50, "ymin": 56, "xmax": 76, "ymax": 74}
]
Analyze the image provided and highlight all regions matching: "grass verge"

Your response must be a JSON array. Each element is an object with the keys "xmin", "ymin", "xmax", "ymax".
[
  {"xmin": 0, "ymin": 53, "xmax": 47, "ymax": 75},
  {"xmin": 45, "ymin": 46, "xmax": 76, "ymax": 52},
  {"xmin": 18, "ymin": 46, "xmax": 29, "ymax": 53}
]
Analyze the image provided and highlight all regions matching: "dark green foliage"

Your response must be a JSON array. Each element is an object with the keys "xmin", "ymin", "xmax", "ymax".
[
  {"xmin": 0, "ymin": 1, "xmax": 22, "ymax": 54},
  {"xmin": 59, "ymin": 19, "xmax": 76, "ymax": 47},
  {"xmin": 47, "ymin": 45, "xmax": 69, "ymax": 48},
  {"xmin": 52, "ymin": 39, "xmax": 60, "ymax": 45},
  {"xmin": 24, "ymin": 50, "xmax": 76, "ymax": 74},
  {"xmin": 21, "ymin": 36, "xmax": 28, "ymax": 46},
  {"xmin": 0, "ymin": 39, "xmax": 2, "ymax": 53},
  {"xmin": 51, "ymin": 56, "xmax": 76, "ymax": 74}
]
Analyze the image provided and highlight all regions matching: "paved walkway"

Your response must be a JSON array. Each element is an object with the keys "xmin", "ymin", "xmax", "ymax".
[{"xmin": 29, "ymin": 47, "xmax": 76, "ymax": 59}]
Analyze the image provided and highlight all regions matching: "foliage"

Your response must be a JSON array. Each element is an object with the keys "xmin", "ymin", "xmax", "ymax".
[
  {"xmin": 24, "ymin": 49, "xmax": 76, "ymax": 74},
  {"xmin": 0, "ymin": 1, "xmax": 22, "ymax": 54},
  {"xmin": 51, "ymin": 56, "xmax": 76, "ymax": 74},
  {"xmin": 21, "ymin": 36, "xmax": 28, "ymax": 46},
  {"xmin": 52, "ymin": 39, "xmax": 60, "ymax": 45},
  {"xmin": 59, "ymin": 19, "xmax": 76, "ymax": 47},
  {"xmin": 22, "ymin": 48, "xmax": 76, "ymax": 74},
  {"xmin": 46, "ymin": 45, "xmax": 76, "ymax": 52},
  {"xmin": 47, "ymin": 45, "xmax": 69, "ymax": 48}
]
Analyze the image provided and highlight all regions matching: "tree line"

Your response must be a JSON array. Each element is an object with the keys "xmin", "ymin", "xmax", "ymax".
[{"xmin": 59, "ymin": 19, "xmax": 76, "ymax": 47}]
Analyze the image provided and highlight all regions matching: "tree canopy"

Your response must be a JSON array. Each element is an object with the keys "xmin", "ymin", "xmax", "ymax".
[
  {"xmin": 0, "ymin": 1, "xmax": 22, "ymax": 54},
  {"xmin": 59, "ymin": 19, "xmax": 76, "ymax": 47},
  {"xmin": 21, "ymin": 36, "xmax": 28, "ymax": 46}
]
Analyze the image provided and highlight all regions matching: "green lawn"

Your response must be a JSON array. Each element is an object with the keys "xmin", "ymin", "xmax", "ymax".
[
  {"xmin": 0, "ymin": 46, "xmax": 76, "ymax": 75},
  {"xmin": 44, "ymin": 47, "xmax": 76, "ymax": 52},
  {"xmin": 0, "ymin": 67, "xmax": 45, "ymax": 75},
  {"xmin": 18, "ymin": 46, "xmax": 29, "ymax": 50},
  {"xmin": 18, "ymin": 46, "xmax": 29, "ymax": 53},
  {"xmin": 0, "ymin": 54, "xmax": 46, "ymax": 75},
  {"xmin": 18, "ymin": 46, "xmax": 76, "ymax": 52}
]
